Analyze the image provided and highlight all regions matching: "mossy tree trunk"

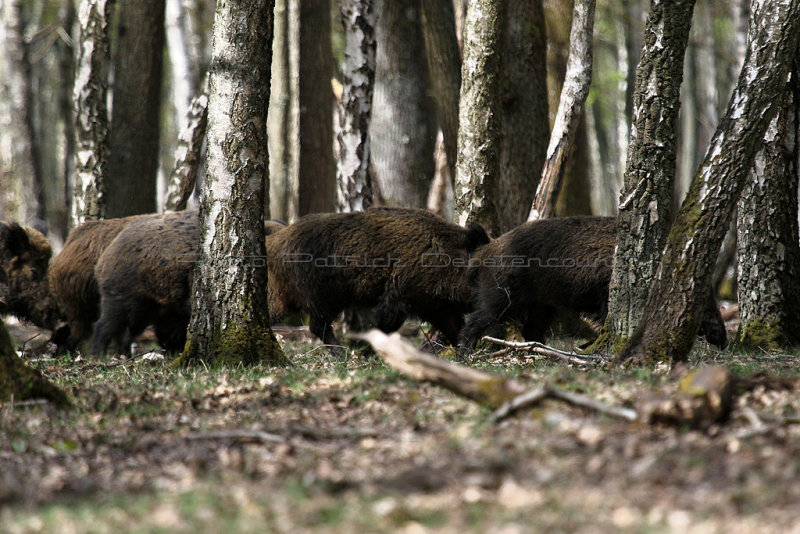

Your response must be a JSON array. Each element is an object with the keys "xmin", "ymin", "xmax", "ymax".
[
  {"xmin": 72, "ymin": 0, "xmax": 112, "ymax": 226},
  {"xmin": 297, "ymin": 0, "xmax": 335, "ymax": 215},
  {"xmin": 369, "ymin": 0, "xmax": 436, "ymax": 209},
  {"xmin": 180, "ymin": 0, "xmax": 288, "ymax": 368},
  {"xmin": 105, "ymin": 0, "xmax": 165, "ymax": 218},
  {"xmin": 336, "ymin": 0, "xmax": 376, "ymax": 213},
  {"xmin": 619, "ymin": 0, "xmax": 800, "ymax": 364},
  {"xmin": 454, "ymin": 0, "xmax": 503, "ymax": 230},
  {"xmin": 601, "ymin": 0, "xmax": 697, "ymax": 350},
  {"xmin": 0, "ymin": 323, "xmax": 68, "ymax": 407},
  {"xmin": 735, "ymin": 61, "xmax": 800, "ymax": 350}
]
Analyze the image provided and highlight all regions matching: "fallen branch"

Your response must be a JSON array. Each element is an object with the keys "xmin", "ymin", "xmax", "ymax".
[
  {"xmin": 481, "ymin": 336, "xmax": 609, "ymax": 366},
  {"xmin": 185, "ymin": 429, "xmax": 285, "ymax": 444},
  {"xmin": 490, "ymin": 386, "xmax": 638, "ymax": 423}
]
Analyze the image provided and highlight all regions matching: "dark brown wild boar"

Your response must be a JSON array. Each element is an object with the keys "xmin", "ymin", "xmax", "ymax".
[
  {"xmin": 265, "ymin": 207, "xmax": 490, "ymax": 347},
  {"xmin": 49, "ymin": 213, "xmax": 159, "ymax": 352},
  {"xmin": 0, "ymin": 221, "xmax": 63, "ymax": 330},
  {"xmin": 91, "ymin": 210, "xmax": 198, "ymax": 355},
  {"xmin": 458, "ymin": 216, "xmax": 728, "ymax": 350},
  {"xmin": 89, "ymin": 212, "xmax": 286, "ymax": 355}
]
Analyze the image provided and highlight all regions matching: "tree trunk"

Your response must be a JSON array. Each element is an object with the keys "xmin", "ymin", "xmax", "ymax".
[
  {"xmin": 297, "ymin": 0, "xmax": 335, "ymax": 215},
  {"xmin": 0, "ymin": 1, "xmax": 45, "ymax": 226},
  {"xmin": 421, "ymin": 0, "xmax": 461, "ymax": 184},
  {"xmin": 163, "ymin": 83, "xmax": 208, "ymax": 211},
  {"xmin": 0, "ymin": 322, "xmax": 68, "ymax": 406},
  {"xmin": 369, "ymin": 0, "xmax": 436, "ymax": 209},
  {"xmin": 529, "ymin": 0, "xmax": 595, "ymax": 221},
  {"xmin": 735, "ymin": 63, "xmax": 800, "ymax": 350},
  {"xmin": 336, "ymin": 0, "xmax": 376, "ymax": 213},
  {"xmin": 620, "ymin": 0, "xmax": 800, "ymax": 364},
  {"xmin": 105, "ymin": 0, "xmax": 165, "ymax": 218},
  {"xmin": 453, "ymin": 0, "xmax": 503, "ymax": 229},
  {"xmin": 495, "ymin": 0, "xmax": 549, "ymax": 232},
  {"xmin": 58, "ymin": 0, "xmax": 77, "ymax": 238},
  {"xmin": 72, "ymin": 0, "xmax": 113, "ymax": 226},
  {"xmin": 268, "ymin": 0, "xmax": 293, "ymax": 221},
  {"xmin": 603, "ymin": 0, "xmax": 697, "ymax": 347},
  {"xmin": 180, "ymin": 0, "xmax": 288, "ymax": 367}
]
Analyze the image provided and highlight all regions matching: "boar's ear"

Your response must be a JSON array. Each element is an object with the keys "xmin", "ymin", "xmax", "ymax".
[
  {"xmin": 465, "ymin": 222, "xmax": 491, "ymax": 252},
  {"xmin": 0, "ymin": 222, "xmax": 31, "ymax": 258}
]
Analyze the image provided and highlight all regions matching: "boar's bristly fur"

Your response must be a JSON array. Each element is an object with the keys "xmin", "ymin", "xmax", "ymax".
[
  {"xmin": 459, "ymin": 216, "xmax": 728, "ymax": 350},
  {"xmin": 91, "ymin": 210, "xmax": 199, "ymax": 356},
  {"xmin": 0, "ymin": 221, "xmax": 63, "ymax": 330},
  {"xmin": 49, "ymin": 213, "xmax": 158, "ymax": 352},
  {"xmin": 265, "ymin": 207, "xmax": 490, "ymax": 347}
]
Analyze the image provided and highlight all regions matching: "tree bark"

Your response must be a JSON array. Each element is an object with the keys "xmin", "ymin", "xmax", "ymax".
[
  {"xmin": 528, "ymin": 0, "xmax": 595, "ymax": 221},
  {"xmin": 163, "ymin": 83, "xmax": 208, "ymax": 211},
  {"xmin": 105, "ymin": 0, "xmax": 165, "ymax": 218},
  {"xmin": 736, "ymin": 62, "xmax": 800, "ymax": 350},
  {"xmin": 297, "ymin": 0, "xmax": 335, "ymax": 215},
  {"xmin": 268, "ymin": 0, "xmax": 293, "ymax": 221},
  {"xmin": 0, "ymin": 1, "xmax": 45, "ymax": 226},
  {"xmin": 369, "ymin": 0, "xmax": 436, "ymax": 209},
  {"xmin": 454, "ymin": 0, "xmax": 503, "ymax": 229},
  {"xmin": 603, "ymin": 0, "xmax": 697, "ymax": 347},
  {"xmin": 58, "ymin": 0, "xmax": 78, "ymax": 237},
  {"xmin": 421, "ymin": 0, "xmax": 461, "ymax": 185},
  {"xmin": 620, "ymin": 0, "xmax": 800, "ymax": 364},
  {"xmin": 496, "ymin": 0, "xmax": 549, "ymax": 232},
  {"xmin": 72, "ymin": 0, "xmax": 113, "ymax": 226},
  {"xmin": 0, "ymin": 322, "xmax": 68, "ymax": 407},
  {"xmin": 336, "ymin": 0, "xmax": 376, "ymax": 213},
  {"xmin": 180, "ymin": 0, "xmax": 288, "ymax": 367}
]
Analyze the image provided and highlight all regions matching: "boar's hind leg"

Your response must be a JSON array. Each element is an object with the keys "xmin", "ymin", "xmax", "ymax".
[
  {"xmin": 520, "ymin": 305, "xmax": 555, "ymax": 343},
  {"xmin": 309, "ymin": 313, "xmax": 340, "ymax": 348},
  {"xmin": 90, "ymin": 300, "xmax": 130, "ymax": 356}
]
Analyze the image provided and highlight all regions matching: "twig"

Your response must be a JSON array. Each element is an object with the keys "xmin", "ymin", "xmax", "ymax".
[
  {"xmin": 0, "ymin": 398, "xmax": 50, "ymax": 409},
  {"xmin": 490, "ymin": 385, "xmax": 638, "ymax": 423},
  {"xmin": 481, "ymin": 336, "xmax": 609, "ymax": 365},
  {"xmin": 472, "ymin": 347, "xmax": 514, "ymax": 362},
  {"xmin": 185, "ymin": 429, "xmax": 285, "ymax": 444}
]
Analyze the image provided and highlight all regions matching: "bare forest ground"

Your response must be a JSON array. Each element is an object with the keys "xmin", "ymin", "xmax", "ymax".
[{"xmin": 1, "ymin": 318, "xmax": 799, "ymax": 534}]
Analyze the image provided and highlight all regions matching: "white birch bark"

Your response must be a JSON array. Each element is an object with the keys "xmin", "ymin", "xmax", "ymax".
[
  {"xmin": 528, "ymin": 0, "xmax": 595, "ymax": 221},
  {"xmin": 336, "ymin": 0, "xmax": 376, "ymax": 213},
  {"xmin": 72, "ymin": 0, "xmax": 112, "ymax": 225}
]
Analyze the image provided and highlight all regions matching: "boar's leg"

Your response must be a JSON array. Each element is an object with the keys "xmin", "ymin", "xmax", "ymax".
[
  {"xmin": 520, "ymin": 304, "xmax": 556, "ymax": 343},
  {"xmin": 154, "ymin": 310, "xmax": 189, "ymax": 353},
  {"xmin": 309, "ymin": 313, "xmax": 340, "ymax": 347},
  {"xmin": 420, "ymin": 307, "xmax": 464, "ymax": 347}
]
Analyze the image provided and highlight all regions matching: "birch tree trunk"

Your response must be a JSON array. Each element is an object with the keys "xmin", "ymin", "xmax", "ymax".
[
  {"xmin": 735, "ymin": 65, "xmax": 800, "ymax": 349},
  {"xmin": 369, "ymin": 0, "xmax": 436, "ymax": 209},
  {"xmin": 422, "ymin": 0, "xmax": 461, "ymax": 184},
  {"xmin": 180, "ymin": 0, "xmax": 288, "ymax": 367},
  {"xmin": 528, "ymin": 0, "xmax": 595, "ymax": 221},
  {"xmin": 297, "ymin": 0, "xmax": 335, "ymax": 215},
  {"xmin": 268, "ymin": 0, "xmax": 293, "ymax": 221},
  {"xmin": 0, "ymin": 0, "xmax": 45, "ymax": 226},
  {"xmin": 620, "ymin": 0, "xmax": 800, "ymax": 364},
  {"xmin": 72, "ymin": 0, "xmax": 113, "ymax": 226},
  {"xmin": 105, "ymin": 0, "xmax": 165, "ymax": 218},
  {"xmin": 58, "ymin": 0, "xmax": 77, "ymax": 235},
  {"xmin": 602, "ymin": 0, "xmax": 697, "ymax": 347},
  {"xmin": 454, "ymin": 0, "xmax": 503, "ymax": 229},
  {"xmin": 336, "ymin": 0, "xmax": 376, "ymax": 213},
  {"xmin": 163, "ymin": 84, "xmax": 208, "ymax": 211}
]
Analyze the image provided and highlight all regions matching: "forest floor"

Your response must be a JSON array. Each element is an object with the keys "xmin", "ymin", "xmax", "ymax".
[{"xmin": 1, "ymin": 318, "xmax": 799, "ymax": 534}]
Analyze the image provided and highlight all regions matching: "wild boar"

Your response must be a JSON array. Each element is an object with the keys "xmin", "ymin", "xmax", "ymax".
[
  {"xmin": 458, "ymin": 216, "xmax": 728, "ymax": 350},
  {"xmin": 91, "ymin": 210, "xmax": 198, "ymax": 355},
  {"xmin": 48, "ymin": 213, "xmax": 159, "ymax": 351},
  {"xmin": 265, "ymin": 207, "xmax": 490, "ymax": 347},
  {"xmin": 89, "ymin": 212, "xmax": 286, "ymax": 355},
  {"xmin": 0, "ymin": 221, "xmax": 63, "ymax": 330}
]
